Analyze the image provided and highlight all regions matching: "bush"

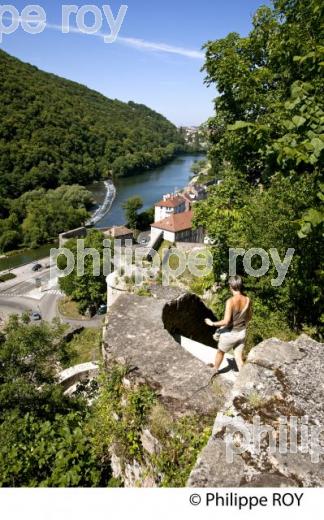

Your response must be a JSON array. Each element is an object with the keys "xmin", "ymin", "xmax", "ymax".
[
  {"xmin": 0, "ymin": 316, "xmax": 110, "ymax": 487},
  {"xmin": 91, "ymin": 365, "xmax": 213, "ymax": 487},
  {"xmin": 0, "ymin": 231, "xmax": 21, "ymax": 253},
  {"xmin": 0, "ymin": 273, "xmax": 16, "ymax": 283}
]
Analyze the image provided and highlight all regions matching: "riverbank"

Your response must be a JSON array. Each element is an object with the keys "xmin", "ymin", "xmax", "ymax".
[
  {"xmin": 0, "ymin": 242, "xmax": 57, "ymax": 273},
  {"xmin": 89, "ymin": 153, "xmax": 205, "ymax": 228},
  {"xmin": 86, "ymin": 179, "xmax": 116, "ymax": 226},
  {"xmin": 0, "ymin": 155, "xmax": 204, "ymax": 272}
]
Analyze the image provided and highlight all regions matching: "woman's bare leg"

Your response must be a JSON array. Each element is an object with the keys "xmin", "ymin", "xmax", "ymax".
[
  {"xmin": 214, "ymin": 350, "xmax": 225, "ymax": 371},
  {"xmin": 234, "ymin": 345, "xmax": 244, "ymax": 371}
]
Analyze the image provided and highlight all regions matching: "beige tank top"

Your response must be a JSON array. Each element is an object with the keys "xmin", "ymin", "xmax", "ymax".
[{"xmin": 231, "ymin": 298, "xmax": 250, "ymax": 331}]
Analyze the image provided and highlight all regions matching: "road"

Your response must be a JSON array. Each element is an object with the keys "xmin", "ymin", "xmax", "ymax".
[
  {"xmin": 0, "ymin": 293, "xmax": 57, "ymax": 321},
  {"xmin": 0, "ymin": 258, "xmax": 103, "ymax": 328}
]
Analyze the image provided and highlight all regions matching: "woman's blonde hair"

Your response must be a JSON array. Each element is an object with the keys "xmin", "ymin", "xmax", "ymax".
[{"xmin": 229, "ymin": 275, "xmax": 243, "ymax": 292}]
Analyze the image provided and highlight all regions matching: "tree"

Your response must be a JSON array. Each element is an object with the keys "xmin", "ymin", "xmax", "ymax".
[
  {"xmin": 58, "ymin": 229, "xmax": 108, "ymax": 315},
  {"xmin": 137, "ymin": 207, "xmax": 155, "ymax": 230},
  {"xmin": 194, "ymin": 0, "xmax": 324, "ymax": 338},
  {"xmin": 0, "ymin": 315, "xmax": 109, "ymax": 487},
  {"xmin": 202, "ymin": 0, "xmax": 323, "ymax": 184},
  {"xmin": 122, "ymin": 196, "xmax": 143, "ymax": 229},
  {"xmin": 21, "ymin": 198, "xmax": 88, "ymax": 248},
  {"xmin": 0, "ymin": 230, "xmax": 20, "ymax": 252},
  {"xmin": 0, "ymin": 185, "xmax": 92, "ymax": 250}
]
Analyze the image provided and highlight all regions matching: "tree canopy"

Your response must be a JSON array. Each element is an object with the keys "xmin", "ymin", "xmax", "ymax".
[
  {"xmin": 122, "ymin": 196, "xmax": 144, "ymax": 229},
  {"xmin": 58, "ymin": 229, "xmax": 108, "ymax": 315},
  {"xmin": 194, "ymin": 0, "xmax": 323, "ymax": 339},
  {"xmin": 0, "ymin": 316, "xmax": 108, "ymax": 487},
  {"xmin": 0, "ymin": 50, "xmax": 184, "ymax": 200},
  {"xmin": 0, "ymin": 185, "xmax": 93, "ymax": 250}
]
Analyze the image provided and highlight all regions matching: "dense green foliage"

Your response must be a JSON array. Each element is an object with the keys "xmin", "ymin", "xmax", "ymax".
[
  {"xmin": 194, "ymin": 0, "xmax": 323, "ymax": 339},
  {"xmin": 122, "ymin": 196, "xmax": 143, "ymax": 229},
  {"xmin": 0, "ymin": 184, "xmax": 92, "ymax": 250},
  {"xmin": 137, "ymin": 206, "xmax": 155, "ymax": 230},
  {"xmin": 61, "ymin": 328, "xmax": 102, "ymax": 367},
  {"xmin": 149, "ymin": 408, "xmax": 212, "ymax": 487},
  {"xmin": 0, "ymin": 316, "xmax": 108, "ymax": 487},
  {"xmin": 92, "ymin": 364, "xmax": 157, "ymax": 464},
  {"xmin": 122, "ymin": 196, "xmax": 154, "ymax": 230},
  {"xmin": 58, "ymin": 229, "xmax": 108, "ymax": 315},
  {"xmin": 0, "ymin": 49, "xmax": 184, "ymax": 200}
]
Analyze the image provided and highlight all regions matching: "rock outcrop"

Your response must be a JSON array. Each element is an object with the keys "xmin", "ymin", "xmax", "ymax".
[
  {"xmin": 188, "ymin": 335, "xmax": 324, "ymax": 487},
  {"xmin": 102, "ymin": 290, "xmax": 228, "ymax": 417},
  {"xmin": 162, "ymin": 292, "xmax": 219, "ymax": 347},
  {"xmin": 102, "ymin": 289, "xmax": 236, "ymax": 486},
  {"xmin": 102, "ymin": 287, "xmax": 323, "ymax": 487}
]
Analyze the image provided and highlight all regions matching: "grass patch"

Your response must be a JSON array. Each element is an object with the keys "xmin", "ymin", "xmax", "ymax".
[
  {"xmin": 135, "ymin": 286, "xmax": 151, "ymax": 297},
  {"xmin": 0, "ymin": 273, "xmax": 16, "ymax": 283},
  {"xmin": 158, "ymin": 241, "xmax": 182, "ymax": 271},
  {"xmin": 58, "ymin": 297, "xmax": 88, "ymax": 320},
  {"xmin": 62, "ymin": 328, "xmax": 102, "ymax": 367},
  {"xmin": 158, "ymin": 240, "xmax": 173, "ymax": 259}
]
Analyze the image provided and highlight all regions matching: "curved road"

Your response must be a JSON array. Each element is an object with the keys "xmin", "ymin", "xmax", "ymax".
[
  {"xmin": 0, "ymin": 293, "xmax": 103, "ymax": 328},
  {"xmin": 0, "ymin": 259, "xmax": 104, "ymax": 328}
]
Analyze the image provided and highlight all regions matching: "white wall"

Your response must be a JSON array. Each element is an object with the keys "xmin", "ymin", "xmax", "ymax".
[
  {"xmin": 163, "ymin": 230, "xmax": 176, "ymax": 243},
  {"xmin": 154, "ymin": 202, "xmax": 186, "ymax": 222},
  {"xmin": 154, "ymin": 206, "xmax": 163, "ymax": 222},
  {"xmin": 180, "ymin": 336, "xmax": 237, "ymax": 383},
  {"xmin": 106, "ymin": 272, "xmax": 120, "ymax": 309},
  {"xmin": 180, "ymin": 336, "xmax": 216, "ymax": 364},
  {"xmin": 150, "ymin": 226, "xmax": 163, "ymax": 247}
]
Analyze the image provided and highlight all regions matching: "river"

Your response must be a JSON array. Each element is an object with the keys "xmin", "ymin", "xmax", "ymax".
[
  {"xmin": 88, "ymin": 153, "xmax": 205, "ymax": 229},
  {"xmin": 0, "ymin": 154, "xmax": 204, "ymax": 272}
]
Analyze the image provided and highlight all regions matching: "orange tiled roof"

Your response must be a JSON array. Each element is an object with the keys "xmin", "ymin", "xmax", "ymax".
[
  {"xmin": 155, "ymin": 195, "xmax": 185, "ymax": 208},
  {"xmin": 106, "ymin": 226, "xmax": 133, "ymax": 237},
  {"xmin": 151, "ymin": 211, "xmax": 193, "ymax": 232}
]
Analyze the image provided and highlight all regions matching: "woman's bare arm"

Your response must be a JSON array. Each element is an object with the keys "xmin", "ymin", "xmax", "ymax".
[{"xmin": 205, "ymin": 299, "xmax": 233, "ymax": 328}]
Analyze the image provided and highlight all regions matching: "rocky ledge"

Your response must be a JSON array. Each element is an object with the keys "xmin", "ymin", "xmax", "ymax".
[
  {"xmin": 102, "ymin": 288, "xmax": 323, "ymax": 487},
  {"xmin": 102, "ymin": 290, "xmax": 231, "ymax": 416},
  {"xmin": 188, "ymin": 335, "xmax": 324, "ymax": 487},
  {"xmin": 102, "ymin": 289, "xmax": 238, "ymax": 486}
]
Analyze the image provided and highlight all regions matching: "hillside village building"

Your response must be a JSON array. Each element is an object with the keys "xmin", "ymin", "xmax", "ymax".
[
  {"xmin": 154, "ymin": 195, "xmax": 186, "ymax": 222},
  {"xmin": 151, "ymin": 210, "xmax": 203, "ymax": 244},
  {"xmin": 103, "ymin": 226, "xmax": 134, "ymax": 245}
]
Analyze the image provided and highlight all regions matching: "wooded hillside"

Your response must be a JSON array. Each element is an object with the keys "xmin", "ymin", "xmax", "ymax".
[{"xmin": 0, "ymin": 49, "xmax": 184, "ymax": 200}]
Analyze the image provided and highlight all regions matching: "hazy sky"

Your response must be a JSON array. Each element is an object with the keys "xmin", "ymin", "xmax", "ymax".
[{"xmin": 1, "ymin": 0, "xmax": 271, "ymax": 125}]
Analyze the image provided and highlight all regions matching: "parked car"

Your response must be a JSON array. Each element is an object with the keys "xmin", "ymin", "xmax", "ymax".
[
  {"xmin": 32, "ymin": 263, "xmax": 42, "ymax": 272},
  {"xmin": 97, "ymin": 304, "xmax": 107, "ymax": 315},
  {"xmin": 31, "ymin": 311, "xmax": 42, "ymax": 321},
  {"xmin": 204, "ymin": 236, "xmax": 217, "ymax": 245}
]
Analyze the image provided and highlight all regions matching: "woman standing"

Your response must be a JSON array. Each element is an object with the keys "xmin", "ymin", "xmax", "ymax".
[{"xmin": 205, "ymin": 275, "xmax": 252, "ymax": 373}]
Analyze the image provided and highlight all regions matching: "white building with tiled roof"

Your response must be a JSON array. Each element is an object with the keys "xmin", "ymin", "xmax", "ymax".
[
  {"xmin": 154, "ymin": 194, "xmax": 186, "ymax": 222},
  {"xmin": 151, "ymin": 210, "xmax": 203, "ymax": 244}
]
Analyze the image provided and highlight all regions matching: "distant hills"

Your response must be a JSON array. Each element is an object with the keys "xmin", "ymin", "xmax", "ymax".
[{"xmin": 0, "ymin": 50, "xmax": 184, "ymax": 199}]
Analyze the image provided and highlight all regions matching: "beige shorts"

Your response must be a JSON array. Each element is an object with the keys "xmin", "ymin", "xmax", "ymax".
[{"xmin": 218, "ymin": 328, "xmax": 246, "ymax": 354}]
